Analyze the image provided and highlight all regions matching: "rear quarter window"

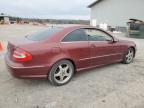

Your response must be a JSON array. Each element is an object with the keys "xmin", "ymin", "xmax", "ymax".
[{"xmin": 62, "ymin": 29, "xmax": 88, "ymax": 42}]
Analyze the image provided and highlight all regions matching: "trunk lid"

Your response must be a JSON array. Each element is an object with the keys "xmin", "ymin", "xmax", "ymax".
[{"xmin": 7, "ymin": 37, "xmax": 36, "ymax": 57}]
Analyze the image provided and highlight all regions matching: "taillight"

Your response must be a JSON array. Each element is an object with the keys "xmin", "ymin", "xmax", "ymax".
[{"xmin": 13, "ymin": 48, "xmax": 32, "ymax": 62}]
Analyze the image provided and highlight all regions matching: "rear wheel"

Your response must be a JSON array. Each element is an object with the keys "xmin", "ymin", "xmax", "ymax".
[
  {"xmin": 48, "ymin": 60, "xmax": 74, "ymax": 86},
  {"xmin": 123, "ymin": 48, "xmax": 134, "ymax": 64}
]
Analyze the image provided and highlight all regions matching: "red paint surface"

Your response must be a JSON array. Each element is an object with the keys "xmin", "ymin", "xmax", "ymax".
[
  {"xmin": 0, "ymin": 41, "xmax": 3, "ymax": 52},
  {"xmin": 4, "ymin": 26, "xmax": 136, "ymax": 78}
]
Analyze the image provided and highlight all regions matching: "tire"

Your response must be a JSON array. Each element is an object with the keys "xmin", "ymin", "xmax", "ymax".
[
  {"xmin": 122, "ymin": 48, "xmax": 134, "ymax": 64},
  {"xmin": 48, "ymin": 60, "xmax": 74, "ymax": 86}
]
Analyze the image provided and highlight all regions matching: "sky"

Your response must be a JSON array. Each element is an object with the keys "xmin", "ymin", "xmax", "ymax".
[{"xmin": 0, "ymin": 0, "xmax": 95, "ymax": 20}]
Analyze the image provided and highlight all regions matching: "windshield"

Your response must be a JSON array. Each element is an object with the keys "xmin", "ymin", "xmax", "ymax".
[{"xmin": 26, "ymin": 28, "xmax": 62, "ymax": 41}]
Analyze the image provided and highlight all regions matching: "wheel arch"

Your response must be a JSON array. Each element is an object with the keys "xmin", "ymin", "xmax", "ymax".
[
  {"xmin": 129, "ymin": 46, "xmax": 136, "ymax": 57},
  {"xmin": 48, "ymin": 58, "xmax": 77, "ymax": 76},
  {"xmin": 65, "ymin": 58, "xmax": 76, "ymax": 72}
]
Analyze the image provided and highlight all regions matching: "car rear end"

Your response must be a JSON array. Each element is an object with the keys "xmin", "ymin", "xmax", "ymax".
[
  {"xmin": 4, "ymin": 27, "xmax": 68, "ymax": 79},
  {"xmin": 5, "ymin": 37, "xmax": 51, "ymax": 79}
]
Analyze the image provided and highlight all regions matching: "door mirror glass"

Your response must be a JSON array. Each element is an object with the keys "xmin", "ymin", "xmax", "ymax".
[{"xmin": 112, "ymin": 36, "xmax": 119, "ymax": 43}]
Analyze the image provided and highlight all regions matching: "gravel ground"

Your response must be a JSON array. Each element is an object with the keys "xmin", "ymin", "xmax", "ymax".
[{"xmin": 0, "ymin": 25, "xmax": 144, "ymax": 108}]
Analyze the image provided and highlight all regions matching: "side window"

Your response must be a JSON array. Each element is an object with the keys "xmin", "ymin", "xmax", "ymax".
[
  {"xmin": 85, "ymin": 29, "xmax": 113, "ymax": 41},
  {"xmin": 62, "ymin": 29, "xmax": 87, "ymax": 42}
]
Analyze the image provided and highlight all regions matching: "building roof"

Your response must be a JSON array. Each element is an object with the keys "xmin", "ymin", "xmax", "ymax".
[
  {"xmin": 0, "ymin": 14, "xmax": 9, "ymax": 17},
  {"xmin": 88, "ymin": 0, "xmax": 104, "ymax": 8}
]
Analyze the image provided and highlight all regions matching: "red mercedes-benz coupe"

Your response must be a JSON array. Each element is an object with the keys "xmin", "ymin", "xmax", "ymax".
[{"xmin": 5, "ymin": 26, "xmax": 136, "ymax": 86}]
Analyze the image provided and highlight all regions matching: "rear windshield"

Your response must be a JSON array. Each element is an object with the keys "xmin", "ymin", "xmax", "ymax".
[{"xmin": 26, "ymin": 28, "xmax": 62, "ymax": 41}]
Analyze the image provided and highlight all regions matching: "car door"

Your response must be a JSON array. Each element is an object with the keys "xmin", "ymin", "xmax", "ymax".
[
  {"xmin": 61, "ymin": 29, "xmax": 90, "ymax": 70},
  {"xmin": 85, "ymin": 28, "xmax": 123, "ymax": 67}
]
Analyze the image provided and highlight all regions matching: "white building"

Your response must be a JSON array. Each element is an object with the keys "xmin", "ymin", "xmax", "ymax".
[
  {"xmin": 0, "ymin": 14, "xmax": 10, "ymax": 24},
  {"xmin": 88, "ymin": 0, "xmax": 144, "ymax": 27}
]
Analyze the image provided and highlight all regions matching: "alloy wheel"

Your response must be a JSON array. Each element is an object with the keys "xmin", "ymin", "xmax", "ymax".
[
  {"xmin": 125, "ymin": 49, "xmax": 134, "ymax": 63},
  {"xmin": 54, "ymin": 64, "xmax": 73, "ymax": 84}
]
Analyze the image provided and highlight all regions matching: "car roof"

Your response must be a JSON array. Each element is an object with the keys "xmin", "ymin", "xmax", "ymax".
[{"xmin": 62, "ymin": 25, "xmax": 97, "ymax": 30}]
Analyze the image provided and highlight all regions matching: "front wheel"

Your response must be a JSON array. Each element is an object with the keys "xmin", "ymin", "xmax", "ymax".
[
  {"xmin": 122, "ymin": 48, "xmax": 134, "ymax": 64},
  {"xmin": 48, "ymin": 60, "xmax": 74, "ymax": 86}
]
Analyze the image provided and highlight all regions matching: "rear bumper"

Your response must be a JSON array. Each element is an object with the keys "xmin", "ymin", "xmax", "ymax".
[{"xmin": 5, "ymin": 54, "xmax": 50, "ymax": 79}]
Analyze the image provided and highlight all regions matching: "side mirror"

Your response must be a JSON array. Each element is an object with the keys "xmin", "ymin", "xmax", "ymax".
[{"xmin": 113, "ymin": 38, "xmax": 118, "ymax": 43}]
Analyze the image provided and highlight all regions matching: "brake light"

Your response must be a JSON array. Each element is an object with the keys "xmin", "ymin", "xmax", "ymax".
[{"xmin": 13, "ymin": 48, "xmax": 32, "ymax": 62}]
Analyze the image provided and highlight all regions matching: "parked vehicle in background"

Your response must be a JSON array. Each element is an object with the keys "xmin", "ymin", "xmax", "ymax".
[
  {"xmin": 5, "ymin": 26, "xmax": 136, "ymax": 86},
  {"xmin": 127, "ymin": 19, "xmax": 144, "ymax": 39}
]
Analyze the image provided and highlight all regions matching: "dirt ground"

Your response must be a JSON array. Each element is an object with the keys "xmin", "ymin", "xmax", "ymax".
[{"xmin": 0, "ymin": 25, "xmax": 144, "ymax": 108}]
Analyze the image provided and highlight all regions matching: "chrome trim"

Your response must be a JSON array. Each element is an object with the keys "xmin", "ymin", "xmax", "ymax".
[
  {"xmin": 77, "ymin": 59, "xmax": 122, "ymax": 71},
  {"xmin": 60, "ymin": 27, "xmax": 114, "ymax": 43},
  {"xmin": 77, "ymin": 64, "xmax": 105, "ymax": 71},
  {"xmin": 21, "ymin": 75, "xmax": 47, "ymax": 78},
  {"xmin": 61, "ymin": 41, "xmax": 89, "ymax": 44},
  {"xmin": 79, "ymin": 53, "xmax": 123, "ymax": 61}
]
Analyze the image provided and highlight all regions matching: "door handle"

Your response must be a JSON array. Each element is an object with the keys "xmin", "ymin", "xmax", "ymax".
[{"xmin": 91, "ymin": 44, "xmax": 95, "ymax": 48}]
